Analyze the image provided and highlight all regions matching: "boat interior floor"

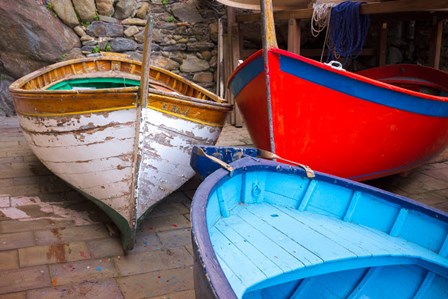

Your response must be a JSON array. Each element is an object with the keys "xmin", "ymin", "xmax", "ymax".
[
  {"xmin": 46, "ymin": 75, "xmax": 176, "ymax": 93},
  {"xmin": 211, "ymin": 203, "xmax": 448, "ymax": 298}
]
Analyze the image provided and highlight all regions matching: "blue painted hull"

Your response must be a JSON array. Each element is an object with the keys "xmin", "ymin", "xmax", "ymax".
[{"xmin": 190, "ymin": 146, "xmax": 448, "ymax": 299}]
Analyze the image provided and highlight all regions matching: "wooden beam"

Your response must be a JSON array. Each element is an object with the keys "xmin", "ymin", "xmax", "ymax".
[
  {"xmin": 287, "ymin": 18, "xmax": 301, "ymax": 54},
  {"xmin": 378, "ymin": 22, "xmax": 388, "ymax": 66},
  {"xmin": 226, "ymin": 7, "xmax": 243, "ymax": 127},
  {"xmin": 429, "ymin": 18, "xmax": 444, "ymax": 69},
  {"xmin": 360, "ymin": 0, "xmax": 448, "ymax": 14},
  {"xmin": 236, "ymin": 0, "xmax": 448, "ymax": 22}
]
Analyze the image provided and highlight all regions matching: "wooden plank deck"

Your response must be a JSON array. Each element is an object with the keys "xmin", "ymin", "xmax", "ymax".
[{"xmin": 210, "ymin": 202, "xmax": 448, "ymax": 298}]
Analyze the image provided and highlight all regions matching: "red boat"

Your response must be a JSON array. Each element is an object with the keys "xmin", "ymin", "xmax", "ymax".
[{"xmin": 227, "ymin": 0, "xmax": 448, "ymax": 181}]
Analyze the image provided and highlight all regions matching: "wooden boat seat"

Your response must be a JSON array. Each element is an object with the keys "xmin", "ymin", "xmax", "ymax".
[{"xmin": 211, "ymin": 202, "xmax": 448, "ymax": 298}]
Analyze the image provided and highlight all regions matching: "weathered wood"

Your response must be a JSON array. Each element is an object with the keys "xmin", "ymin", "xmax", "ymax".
[
  {"xmin": 226, "ymin": 7, "xmax": 243, "ymax": 127},
  {"xmin": 379, "ymin": 22, "xmax": 388, "ymax": 66},
  {"xmin": 217, "ymin": 19, "xmax": 225, "ymax": 98},
  {"xmin": 236, "ymin": 0, "xmax": 448, "ymax": 22},
  {"xmin": 287, "ymin": 18, "xmax": 301, "ymax": 55},
  {"xmin": 139, "ymin": 16, "xmax": 153, "ymax": 108},
  {"xmin": 429, "ymin": 18, "xmax": 444, "ymax": 69},
  {"xmin": 9, "ymin": 50, "xmax": 232, "ymax": 251},
  {"xmin": 261, "ymin": 0, "xmax": 278, "ymax": 50}
]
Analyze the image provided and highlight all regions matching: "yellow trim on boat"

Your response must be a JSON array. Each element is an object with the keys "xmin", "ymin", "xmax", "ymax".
[
  {"xmin": 18, "ymin": 103, "xmax": 226, "ymax": 127},
  {"xmin": 149, "ymin": 106, "xmax": 222, "ymax": 127},
  {"xmin": 17, "ymin": 105, "xmax": 136, "ymax": 117}
]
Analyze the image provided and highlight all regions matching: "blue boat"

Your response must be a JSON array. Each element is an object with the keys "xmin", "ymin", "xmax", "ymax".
[{"xmin": 190, "ymin": 146, "xmax": 448, "ymax": 299}]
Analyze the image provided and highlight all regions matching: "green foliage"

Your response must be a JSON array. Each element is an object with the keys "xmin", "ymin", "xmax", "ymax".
[
  {"xmin": 46, "ymin": 2, "xmax": 57, "ymax": 17},
  {"xmin": 161, "ymin": 0, "xmax": 169, "ymax": 5},
  {"xmin": 46, "ymin": 2, "xmax": 54, "ymax": 10},
  {"xmin": 167, "ymin": 15, "xmax": 175, "ymax": 22},
  {"xmin": 104, "ymin": 43, "xmax": 112, "ymax": 52},
  {"xmin": 58, "ymin": 53, "xmax": 68, "ymax": 62},
  {"xmin": 94, "ymin": 13, "xmax": 100, "ymax": 21},
  {"xmin": 81, "ymin": 21, "xmax": 91, "ymax": 27},
  {"xmin": 92, "ymin": 45, "xmax": 101, "ymax": 53}
]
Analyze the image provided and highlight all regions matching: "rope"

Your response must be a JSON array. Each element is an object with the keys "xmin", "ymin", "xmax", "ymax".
[
  {"xmin": 311, "ymin": 3, "xmax": 337, "ymax": 38},
  {"xmin": 326, "ymin": 1, "xmax": 370, "ymax": 66},
  {"xmin": 311, "ymin": 2, "xmax": 338, "ymax": 62}
]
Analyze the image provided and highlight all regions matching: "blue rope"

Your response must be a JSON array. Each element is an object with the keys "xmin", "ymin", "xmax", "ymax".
[{"xmin": 326, "ymin": 1, "xmax": 370, "ymax": 66}]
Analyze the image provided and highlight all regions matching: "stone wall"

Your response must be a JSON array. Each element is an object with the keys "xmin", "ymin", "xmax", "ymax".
[
  {"xmin": 0, "ymin": 0, "xmax": 225, "ymax": 116},
  {"xmin": 50, "ymin": 0, "xmax": 225, "ymax": 89}
]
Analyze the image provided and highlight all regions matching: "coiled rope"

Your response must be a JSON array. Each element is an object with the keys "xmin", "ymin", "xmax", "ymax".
[
  {"xmin": 311, "ymin": 3, "xmax": 337, "ymax": 38},
  {"xmin": 311, "ymin": 2, "xmax": 338, "ymax": 62},
  {"xmin": 326, "ymin": 1, "xmax": 371, "ymax": 66}
]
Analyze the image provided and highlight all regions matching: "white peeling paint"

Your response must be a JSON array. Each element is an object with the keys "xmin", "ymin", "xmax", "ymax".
[
  {"xmin": 1, "ymin": 196, "xmax": 93, "ymax": 225},
  {"xmin": 1, "ymin": 207, "xmax": 30, "ymax": 219}
]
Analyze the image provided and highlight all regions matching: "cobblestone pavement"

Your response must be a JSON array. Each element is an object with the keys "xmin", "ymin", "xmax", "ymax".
[{"xmin": 0, "ymin": 117, "xmax": 446, "ymax": 298}]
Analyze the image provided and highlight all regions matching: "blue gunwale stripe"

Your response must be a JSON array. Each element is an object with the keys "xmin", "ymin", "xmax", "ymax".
[
  {"xmin": 279, "ymin": 54, "xmax": 448, "ymax": 118},
  {"xmin": 229, "ymin": 54, "xmax": 264, "ymax": 97}
]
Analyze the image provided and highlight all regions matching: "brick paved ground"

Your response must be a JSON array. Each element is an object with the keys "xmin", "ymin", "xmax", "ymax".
[{"xmin": 0, "ymin": 117, "xmax": 447, "ymax": 298}]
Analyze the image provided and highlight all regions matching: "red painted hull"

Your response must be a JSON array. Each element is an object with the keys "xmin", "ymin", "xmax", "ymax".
[{"xmin": 230, "ymin": 49, "xmax": 448, "ymax": 180}]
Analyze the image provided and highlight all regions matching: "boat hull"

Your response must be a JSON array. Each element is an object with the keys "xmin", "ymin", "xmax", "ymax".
[
  {"xmin": 229, "ymin": 49, "xmax": 448, "ymax": 180},
  {"xmin": 190, "ymin": 147, "xmax": 448, "ymax": 298},
  {"xmin": 10, "ymin": 53, "xmax": 232, "ymax": 250}
]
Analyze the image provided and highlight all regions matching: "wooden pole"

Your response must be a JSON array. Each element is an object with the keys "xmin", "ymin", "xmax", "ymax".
[
  {"xmin": 287, "ymin": 18, "xmax": 301, "ymax": 55},
  {"xmin": 260, "ymin": 0, "xmax": 277, "ymax": 153},
  {"xmin": 217, "ymin": 19, "xmax": 224, "ymax": 98},
  {"xmin": 139, "ymin": 15, "xmax": 153, "ymax": 108},
  {"xmin": 261, "ymin": 0, "xmax": 278, "ymax": 50},
  {"xmin": 429, "ymin": 18, "xmax": 443, "ymax": 69},
  {"xmin": 128, "ymin": 15, "xmax": 153, "ymax": 251},
  {"xmin": 379, "ymin": 22, "xmax": 388, "ymax": 66}
]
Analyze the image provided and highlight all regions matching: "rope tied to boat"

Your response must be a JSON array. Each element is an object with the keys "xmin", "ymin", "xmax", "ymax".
[
  {"xmin": 196, "ymin": 147, "xmax": 315, "ymax": 179},
  {"xmin": 326, "ymin": 1, "xmax": 370, "ymax": 66}
]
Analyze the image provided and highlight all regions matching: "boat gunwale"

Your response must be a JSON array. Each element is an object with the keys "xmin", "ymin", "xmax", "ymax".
[
  {"xmin": 9, "ymin": 53, "xmax": 228, "ymax": 104},
  {"xmin": 191, "ymin": 157, "xmax": 448, "ymax": 298},
  {"xmin": 10, "ymin": 57, "xmax": 233, "ymax": 116},
  {"xmin": 12, "ymin": 85, "xmax": 233, "ymax": 110},
  {"xmin": 228, "ymin": 48, "xmax": 448, "ymax": 104}
]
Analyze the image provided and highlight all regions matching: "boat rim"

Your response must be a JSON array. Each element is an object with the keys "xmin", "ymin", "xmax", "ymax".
[
  {"xmin": 228, "ymin": 48, "xmax": 448, "ymax": 103},
  {"xmin": 9, "ymin": 52, "xmax": 228, "ymax": 104}
]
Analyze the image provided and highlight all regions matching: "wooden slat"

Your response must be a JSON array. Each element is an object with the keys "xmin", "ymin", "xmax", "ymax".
[
  {"xmin": 239, "ymin": 204, "xmax": 355, "ymax": 260},
  {"xmin": 232, "ymin": 205, "xmax": 322, "ymax": 266},
  {"xmin": 210, "ymin": 201, "xmax": 448, "ymax": 296},
  {"xmin": 215, "ymin": 220, "xmax": 284, "ymax": 276},
  {"xmin": 276, "ymin": 205, "xmax": 403, "ymax": 255},
  {"xmin": 210, "ymin": 227, "xmax": 266, "ymax": 290},
  {"xmin": 413, "ymin": 272, "xmax": 437, "ymax": 299},
  {"xmin": 236, "ymin": 0, "xmax": 448, "ymax": 22}
]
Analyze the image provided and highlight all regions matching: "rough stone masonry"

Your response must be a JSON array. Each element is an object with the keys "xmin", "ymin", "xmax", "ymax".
[{"xmin": 0, "ymin": 0, "xmax": 226, "ymax": 116}]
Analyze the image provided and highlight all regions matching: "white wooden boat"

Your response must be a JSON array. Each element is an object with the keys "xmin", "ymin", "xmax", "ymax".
[{"xmin": 9, "ymin": 50, "xmax": 231, "ymax": 250}]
